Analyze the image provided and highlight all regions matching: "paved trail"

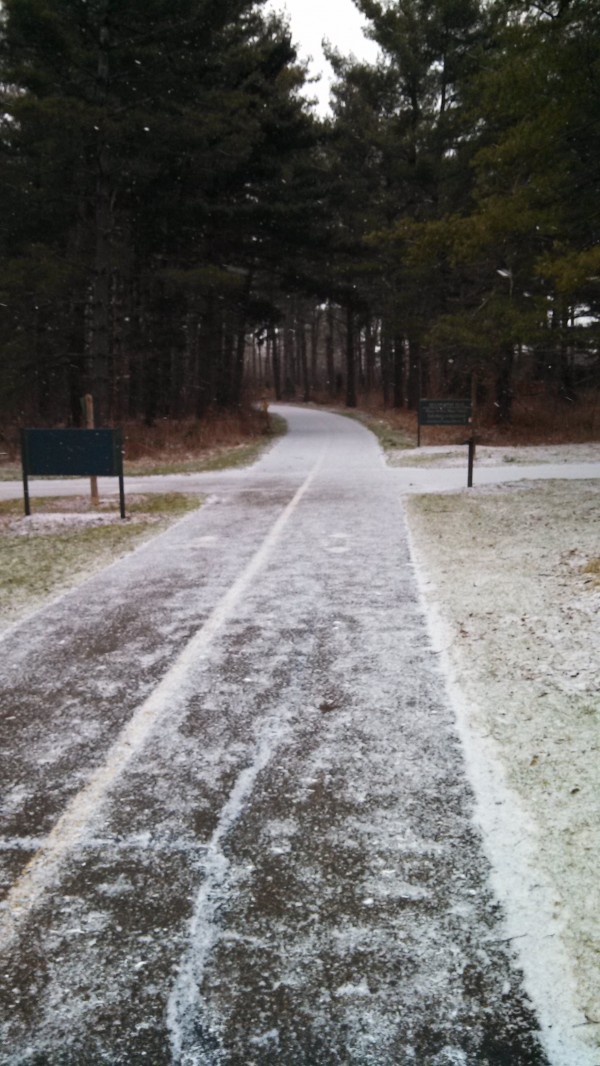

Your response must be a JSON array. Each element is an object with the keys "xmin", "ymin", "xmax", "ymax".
[{"xmin": 1, "ymin": 408, "xmax": 548, "ymax": 1064}]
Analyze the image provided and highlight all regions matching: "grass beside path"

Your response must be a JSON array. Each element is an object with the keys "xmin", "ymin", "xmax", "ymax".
[
  {"xmin": 405, "ymin": 481, "xmax": 600, "ymax": 1037},
  {"xmin": 0, "ymin": 493, "xmax": 201, "ymax": 632},
  {"xmin": 123, "ymin": 413, "xmax": 286, "ymax": 475},
  {"xmin": 339, "ymin": 409, "xmax": 415, "ymax": 451},
  {"xmin": 0, "ymin": 411, "xmax": 286, "ymax": 630}
]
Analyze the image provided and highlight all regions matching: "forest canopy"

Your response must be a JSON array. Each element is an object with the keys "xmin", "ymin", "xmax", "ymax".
[{"xmin": 1, "ymin": 0, "xmax": 599, "ymax": 431}]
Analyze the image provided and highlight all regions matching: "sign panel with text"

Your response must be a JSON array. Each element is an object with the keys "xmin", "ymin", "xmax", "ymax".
[{"xmin": 419, "ymin": 399, "xmax": 472, "ymax": 426}]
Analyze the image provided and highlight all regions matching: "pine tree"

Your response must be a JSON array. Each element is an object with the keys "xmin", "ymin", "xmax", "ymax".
[
  {"xmin": 0, "ymin": 0, "xmax": 316, "ymax": 424},
  {"xmin": 324, "ymin": 0, "xmax": 486, "ymax": 406}
]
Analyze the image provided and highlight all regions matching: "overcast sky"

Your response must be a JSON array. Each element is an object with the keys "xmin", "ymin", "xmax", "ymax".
[{"xmin": 265, "ymin": 0, "xmax": 380, "ymax": 113}]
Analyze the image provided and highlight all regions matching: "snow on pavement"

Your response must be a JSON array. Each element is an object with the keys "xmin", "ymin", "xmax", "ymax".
[
  {"xmin": 0, "ymin": 405, "xmax": 596, "ymax": 1063},
  {"xmin": 1, "ymin": 433, "xmax": 598, "ymax": 503},
  {"xmin": 0, "ymin": 453, "xmax": 325, "ymax": 953}
]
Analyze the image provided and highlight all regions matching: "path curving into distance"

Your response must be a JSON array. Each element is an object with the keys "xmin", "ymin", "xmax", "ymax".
[{"xmin": 1, "ymin": 407, "xmax": 553, "ymax": 1063}]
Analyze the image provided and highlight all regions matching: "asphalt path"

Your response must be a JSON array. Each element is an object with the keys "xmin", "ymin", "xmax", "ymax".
[
  {"xmin": 0, "ymin": 407, "xmax": 552, "ymax": 1063},
  {"xmin": 2, "ymin": 408, "xmax": 599, "ymax": 507}
]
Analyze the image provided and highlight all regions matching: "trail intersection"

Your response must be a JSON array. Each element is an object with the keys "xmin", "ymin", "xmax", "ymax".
[{"xmin": 1, "ymin": 408, "xmax": 549, "ymax": 1063}]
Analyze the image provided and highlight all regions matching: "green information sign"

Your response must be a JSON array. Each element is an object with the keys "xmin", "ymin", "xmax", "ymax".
[
  {"xmin": 419, "ymin": 399, "xmax": 472, "ymax": 426},
  {"xmin": 21, "ymin": 428, "xmax": 126, "ymax": 518},
  {"xmin": 22, "ymin": 429, "xmax": 123, "ymax": 477}
]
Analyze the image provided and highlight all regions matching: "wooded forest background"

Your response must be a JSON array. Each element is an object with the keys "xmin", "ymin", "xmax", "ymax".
[{"xmin": 1, "ymin": 0, "xmax": 599, "ymax": 439}]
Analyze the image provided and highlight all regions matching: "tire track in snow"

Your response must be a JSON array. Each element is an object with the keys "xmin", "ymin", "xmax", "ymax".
[
  {"xmin": 0, "ymin": 448, "xmax": 327, "ymax": 952},
  {"xmin": 166, "ymin": 712, "xmax": 295, "ymax": 1063}
]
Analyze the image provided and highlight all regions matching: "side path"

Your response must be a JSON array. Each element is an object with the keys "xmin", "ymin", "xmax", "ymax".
[{"xmin": 1, "ymin": 408, "xmax": 548, "ymax": 1063}]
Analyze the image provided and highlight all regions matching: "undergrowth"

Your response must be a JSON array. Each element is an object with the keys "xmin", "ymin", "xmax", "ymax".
[
  {"xmin": 322, "ymin": 390, "xmax": 600, "ymax": 448},
  {"xmin": 0, "ymin": 408, "xmax": 286, "ymax": 479},
  {"xmin": 340, "ymin": 410, "xmax": 414, "ymax": 450}
]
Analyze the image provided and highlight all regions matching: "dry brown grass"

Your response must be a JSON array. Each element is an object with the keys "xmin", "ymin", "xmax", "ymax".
[
  {"xmin": 485, "ymin": 391, "xmax": 600, "ymax": 444},
  {"xmin": 583, "ymin": 558, "xmax": 600, "ymax": 584},
  {"xmin": 0, "ymin": 406, "xmax": 276, "ymax": 478},
  {"xmin": 121, "ymin": 406, "xmax": 270, "ymax": 461},
  {"xmin": 1, "ymin": 390, "xmax": 598, "ymax": 473},
  {"xmin": 320, "ymin": 389, "xmax": 600, "ymax": 447}
]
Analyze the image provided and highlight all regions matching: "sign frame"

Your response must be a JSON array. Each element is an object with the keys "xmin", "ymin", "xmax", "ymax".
[
  {"xmin": 418, "ymin": 398, "xmax": 473, "ymax": 427},
  {"xmin": 417, "ymin": 398, "xmax": 475, "ymax": 487},
  {"xmin": 21, "ymin": 428, "xmax": 126, "ymax": 518}
]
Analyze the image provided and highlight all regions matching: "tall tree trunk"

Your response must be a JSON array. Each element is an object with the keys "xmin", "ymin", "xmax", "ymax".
[
  {"xmin": 393, "ymin": 334, "xmax": 404, "ymax": 408},
  {"xmin": 299, "ymin": 323, "xmax": 310, "ymax": 403},
  {"xmin": 420, "ymin": 347, "xmax": 430, "ymax": 399},
  {"xmin": 345, "ymin": 305, "xmax": 357, "ymax": 408},
  {"xmin": 196, "ymin": 289, "xmax": 218, "ymax": 417},
  {"xmin": 66, "ymin": 214, "xmax": 86, "ymax": 425},
  {"xmin": 217, "ymin": 318, "xmax": 235, "ymax": 407},
  {"xmin": 310, "ymin": 309, "xmax": 320, "ymax": 395},
  {"xmin": 380, "ymin": 321, "xmax": 392, "ymax": 406},
  {"xmin": 143, "ymin": 351, "xmax": 160, "ymax": 427},
  {"xmin": 357, "ymin": 325, "xmax": 365, "ymax": 389},
  {"xmin": 231, "ymin": 274, "xmax": 252, "ymax": 406},
  {"xmin": 365, "ymin": 318, "xmax": 376, "ymax": 394},
  {"xmin": 283, "ymin": 303, "xmax": 295, "ymax": 398},
  {"xmin": 128, "ymin": 277, "xmax": 144, "ymax": 419},
  {"xmin": 88, "ymin": 3, "xmax": 112, "ymax": 424},
  {"xmin": 495, "ymin": 345, "xmax": 514, "ymax": 424},
  {"xmin": 270, "ymin": 326, "xmax": 282, "ymax": 400},
  {"xmin": 407, "ymin": 337, "xmax": 420, "ymax": 410},
  {"xmin": 232, "ymin": 328, "xmax": 246, "ymax": 407},
  {"xmin": 558, "ymin": 301, "xmax": 577, "ymax": 402},
  {"xmin": 33, "ymin": 304, "xmax": 50, "ymax": 420},
  {"xmin": 169, "ymin": 346, "xmax": 183, "ymax": 419},
  {"xmin": 326, "ymin": 304, "xmax": 336, "ymax": 399},
  {"xmin": 111, "ymin": 267, "xmax": 125, "ymax": 422}
]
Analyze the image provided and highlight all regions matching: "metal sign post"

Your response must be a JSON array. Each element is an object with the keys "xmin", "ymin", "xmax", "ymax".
[
  {"xmin": 418, "ymin": 399, "xmax": 475, "ymax": 487},
  {"xmin": 467, "ymin": 437, "xmax": 475, "ymax": 488}
]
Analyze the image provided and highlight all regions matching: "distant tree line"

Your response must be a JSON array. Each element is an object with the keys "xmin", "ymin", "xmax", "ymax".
[{"xmin": 1, "ymin": 0, "xmax": 599, "ymax": 432}]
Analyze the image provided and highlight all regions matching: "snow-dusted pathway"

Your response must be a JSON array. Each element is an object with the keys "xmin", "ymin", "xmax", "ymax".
[{"xmin": 1, "ymin": 408, "xmax": 550, "ymax": 1063}]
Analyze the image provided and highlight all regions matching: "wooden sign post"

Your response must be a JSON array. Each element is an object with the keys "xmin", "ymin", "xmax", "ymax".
[{"xmin": 84, "ymin": 394, "xmax": 100, "ymax": 507}]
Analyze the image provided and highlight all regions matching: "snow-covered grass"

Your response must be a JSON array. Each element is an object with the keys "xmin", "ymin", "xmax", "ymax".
[
  {"xmin": 391, "ymin": 442, "xmax": 600, "ymax": 467},
  {"xmin": 405, "ymin": 479, "xmax": 600, "ymax": 1055},
  {"xmin": 0, "ymin": 493, "xmax": 202, "ymax": 633}
]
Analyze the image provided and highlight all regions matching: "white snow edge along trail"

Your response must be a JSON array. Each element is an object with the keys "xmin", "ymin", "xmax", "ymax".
[
  {"xmin": 404, "ymin": 513, "xmax": 598, "ymax": 1066},
  {"xmin": 0, "ymin": 449, "xmax": 327, "ymax": 953}
]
